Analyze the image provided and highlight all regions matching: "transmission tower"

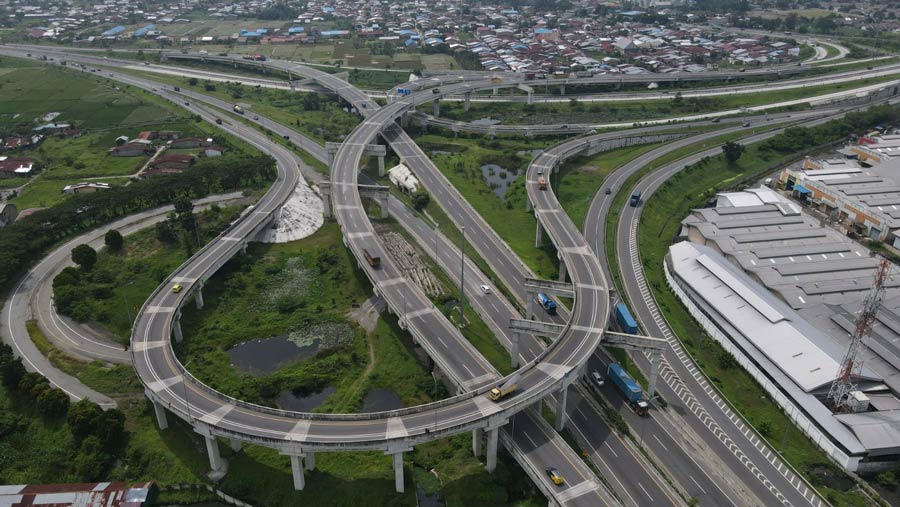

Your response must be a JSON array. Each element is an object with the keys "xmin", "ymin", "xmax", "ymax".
[{"xmin": 826, "ymin": 257, "xmax": 891, "ymax": 412}]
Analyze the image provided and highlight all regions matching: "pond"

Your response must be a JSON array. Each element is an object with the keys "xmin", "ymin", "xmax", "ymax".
[
  {"xmin": 480, "ymin": 164, "xmax": 520, "ymax": 201},
  {"xmin": 276, "ymin": 386, "xmax": 336, "ymax": 412},
  {"xmin": 471, "ymin": 117, "xmax": 500, "ymax": 126},
  {"xmin": 226, "ymin": 336, "xmax": 320, "ymax": 376},
  {"xmin": 361, "ymin": 388, "xmax": 405, "ymax": 412}
]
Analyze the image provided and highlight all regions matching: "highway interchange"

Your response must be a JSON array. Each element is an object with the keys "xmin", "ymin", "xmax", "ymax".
[{"xmin": 1, "ymin": 43, "xmax": 896, "ymax": 506}]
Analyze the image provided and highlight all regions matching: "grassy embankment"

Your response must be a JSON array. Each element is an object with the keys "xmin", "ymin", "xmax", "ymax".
[{"xmin": 438, "ymin": 73, "xmax": 900, "ymax": 125}]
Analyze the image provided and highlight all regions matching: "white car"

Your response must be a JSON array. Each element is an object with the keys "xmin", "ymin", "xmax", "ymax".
[
  {"xmin": 591, "ymin": 370, "xmax": 605, "ymax": 388},
  {"xmin": 480, "ymin": 284, "xmax": 492, "ymax": 295}
]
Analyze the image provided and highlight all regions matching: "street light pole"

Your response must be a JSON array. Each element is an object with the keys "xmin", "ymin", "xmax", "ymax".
[{"xmin": 459, "ymin": 226, "xmax": 465, "ymax": 328}]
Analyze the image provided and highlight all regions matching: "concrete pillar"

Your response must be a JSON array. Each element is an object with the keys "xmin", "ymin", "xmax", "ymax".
[
  {"xmin": 648, "ymin": 352, "xmax": 661, "ymax": 398},
  {"xmin": 195, "ymin": 284, "xmax": 204, "ymax": 310},
  {"xmin": 527, "ymin": 91, "xmax": 534, "ymax": 105},
  {"xmin": 509, "ymin": 87, "xmax": 515, "ymax": 97},
  {"xmin": 290, "ymin": 454, "xmax": 305, "ymax": 490},
  {"xmin": 492, "ymin": 87, "xmax": 498, "ymax": 95},
  {"xmin": 535, "ymin": 220, "xmax": 543, "ymax": 248},
  {"xmin": 525, "ymin": 196, "xmax": 533, "ymax": 212},
  {"xmin": 558, "ymin": 261, "xmax": 567, "ymax": 283},
  {"xmin": 241, "ymin": 242, "xmax": 248, "ymax": 254},
  {"xmin": 555, "ymin": 387, "xmax": 568, "ymax": 432},
  {"xmin": 305, "ymin": 452, "xmax": 316, "ymax": 471},
  {"xmin": 400, "ymin": 112, "xmax": 409, "ymax": 128},
  {"xmin": 392, "ymin": 451, "xmax": 405, "ymax": 493},
  {"xmin": 486, "ymin": 428, "xmax": 499, "ymax": 473},
  {"xmin": 464, "ymin": 92, "xmax": 471, "ymax": 112},
  {"xmin": 153, "ymin": 401, "xmax": 168, "ymax": 430},
  {"xmin": 173, "ymin": 316, "xmax": 183, "ymax": 343},
  {"xmin": 527, "ymin": 295, "xmax": 535, "ymax": 320},
  {"xmin": 560, "ymin": 84, "xmax": 565, "ymax": 95},
  {"xmin": 230, "ymin": 439, "xmax": 242, "ymax": 452},
  {"xmin": 472, "ymin": 428, "xmax": 484, "ymax": 457},
  {"xmin": 378, "ymin": 155, "xmax": 385, "ymax": 177},
  {"xmin": 433, "ymin": 100, "xmax": 439, "ymax": 118},
  {"xmin": 322, "ymin": 191, "xmax": 332, "ymax": 218},
  {"xmin": 511, "ymin": 332, "xmax": 520, "ymax": 369},
  {"xmin": 205, "ymin": 435, "xmax": 224, "ymax": 472},
  {"xmin": 380, "ymin": 195, "xmax": 389, "ymax": 219}
]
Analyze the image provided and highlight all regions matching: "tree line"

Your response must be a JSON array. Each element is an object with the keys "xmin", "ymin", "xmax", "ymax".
[{"xmin": 0, "ymin": 155, "xmax": 276, "ymax": 293}]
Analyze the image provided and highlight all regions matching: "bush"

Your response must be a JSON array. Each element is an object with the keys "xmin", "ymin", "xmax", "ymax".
[
  {"xmin": 104, "ymin": 229, "xmax": 124, "ymax": 251},
  {"xmin": 71, "ymin": 244, "xmax": 97, "ymax": 271},
  {"xmin": 37, "ymin": 387, "xmax": 71, "ymax": 418}
]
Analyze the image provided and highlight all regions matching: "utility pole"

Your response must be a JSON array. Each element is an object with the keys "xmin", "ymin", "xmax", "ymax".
[{"xmin": 458, "ymin": 226, "xmax": 465, "ymax": 328}]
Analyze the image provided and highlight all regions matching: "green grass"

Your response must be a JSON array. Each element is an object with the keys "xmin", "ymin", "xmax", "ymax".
[
  {"xmin": 10, "ymin": 176, "xmax": 126, "ymax": 209},
  {"xmin": 635, "ymin": 146, "xmax": 877, "ymax": 506},
  {"xmin": 440, "ymin": 73, "xmax": 900, "ymax": 125}
]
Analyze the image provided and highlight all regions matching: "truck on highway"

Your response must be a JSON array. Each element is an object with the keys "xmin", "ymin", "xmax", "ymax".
[
  {"xmin": 488, "ymin": 377, "xmax": 519, "ymax": 401},
  {"xmin": 233, "ymin": 104, "xmax": 244, "ymax": 114},
  {"xmin": 614, "ymin": 303, "xmax": 638, "ymax": 334},
  {"xmin": 608, "ymin": 363, "xmax": 649, "ymax": 416},
  {"xmin": 538, "ymin": 292, "xmax": 557, "ymax": 315},
  {"xmin": 629, "ymin": 190, "xmax": 641, "ymax": 207},
  {"xmin": 363, "ymin": 249, "xmax": 380, "ymax": 268},
  {"xmin": 173, "ymin": 85, "xmax": 180, "ymax": 92},
  {"xmin": 538, "ymin": 176, "xmax": 547, "ymax": 190}
]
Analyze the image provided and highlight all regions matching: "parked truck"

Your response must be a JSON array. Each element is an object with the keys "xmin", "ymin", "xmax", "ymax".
[
  {"xmin": 607, "ymin": 363, "xmax": 649, "ymax": 416},
  {"xmin": 614, "ymin": 303, "xmax": 638, "ymax": 334},
  {"xmin": 488, "ymin": 376, "xmax": 519, "ymax": 401},
  {"xmin": 538, "ymin": 176, "xmax": 547, "ymax": 190},
  {"xmin": 538, "ymin": 292, "xmax": 557, "ymax": 315},
  {"xmin": 363, "ymin": 248, "xmax": 380, "ymax": 268},
  {"xmin": 233, "ymin": 104, "xmax": 244, "ymax": 114}
]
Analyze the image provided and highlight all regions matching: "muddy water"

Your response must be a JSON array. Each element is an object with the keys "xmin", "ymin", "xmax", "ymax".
[
  {"xmin": 361, "ymin": 388, "xmax": 405, "ymax": 412},
  {"xmin": 480, "ymin": 163, "xmax": 519, "ymax": 201},
  {"xmin": 226, "ymin": 336, "xmax": 320, "ymax": 376},
  {"xmin": 275, "ymin": 386, "xmax": 336, "ymax": 412}
]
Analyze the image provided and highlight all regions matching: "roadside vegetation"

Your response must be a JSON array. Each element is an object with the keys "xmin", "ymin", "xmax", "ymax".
[{"xmin": 632, "ymin": 104, "xmax": 900, "ymax": 507}]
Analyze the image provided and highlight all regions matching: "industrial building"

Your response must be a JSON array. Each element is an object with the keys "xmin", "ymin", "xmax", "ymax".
[
  {"xmin": 669, "ymin": 186, "xmax": 900, "ymax": 472},
  {"xmin": 0, "ymin": 482, "xmax": 155, "ymax": 507}
]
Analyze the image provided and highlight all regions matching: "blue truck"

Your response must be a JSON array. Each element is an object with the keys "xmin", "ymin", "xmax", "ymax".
[
  {"xmin": 629, "ymin": 190, "xmax": 641, "ymax": 207},
  {"xmin": 537, "ymin": 292, "xmax": 557, "ymax": 315},
  {"xmin": 607, "ymin": 363, "xmax": 649, "ymax": 416},
  {"xmin": 614, "ymin": 303, "xmax": 638, "ymax": 334}
]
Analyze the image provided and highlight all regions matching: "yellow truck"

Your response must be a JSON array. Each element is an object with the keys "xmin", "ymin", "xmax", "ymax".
[{"xmin": 488, "ymin": 382, "xmax": 518, "ymax": 401}]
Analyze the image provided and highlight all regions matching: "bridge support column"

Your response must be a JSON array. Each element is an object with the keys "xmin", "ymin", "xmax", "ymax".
[
  {"xmin": 510, "ymin": 332, "xmax": 520, "ymax": 368},
  {"xmin": 485, "ymin": 428, "xmax": 499, "ymax": 473},
  {"xmin": 380, "ymin": 194, "xmax": 389, "ymax": 219},
  {"xmin": 305, "ymin": 451, "xmax": 316, "ymax": 470},
  {"xmin": 152, "ymin": 401, "xmax": 168, "ymax": 430},
  {"xmin": 527, "ymin": 296, "xmax": 535, "ymax": 320},
  {"xmin": 205, "ymin": 435, "xmax": 224, "ymax": 473},
  {"xmin": 400, "ymin": 112, "xmax": 410, "ymax": 128},
  {"xmin": 241, "ymin": 242, "xmax": 248, "ymax": 254},
  {"xmin": 321, "ymin": 185, "xmax": 332, "ymax": 218},
  {"xmin": 555, "ymin": 387, "xmax": 568, "ymax": 432},
  {"xmin": 558, "ymin": 261, "xmax": 567, "ymax": 283},
  {"xmin": 535, "ymin": 220, "xmax": 543, "ymax": 248},
  {"xmin": 472, "ymin": 428, "xmax": 483, "ymax": 457},
  {"xmin": 391, "ymin": 450, "xmax": 405, "ymax": 493},
  {"xmin": 195, "ymin": 283, "xmax": 204, "ymax": 310},
  {"xmin": 433, "ymin": 101, "xmax": 440, "ymax": 118},
  {"xmin": 560, "ymin": 84, "xmax": 565, "ymax": 95},
  {"xmin": 525, "ymin": 196, "xmax": 533, "ymax": 212},
  {"xmin": 230, "ymin": 439, "xmax": 242, "ymax": 452},
  {"xmin": 173, "ymin": 314, "xmax": 183, "ymax": 343},
  {"xmin": 648, "ymin": 352, "xmax": 661, "ymax": 398},
  {"xmin": 527, "ymin": 91, "xmax": 534, "ymax": 105},
  {"xmin": 290, "ymin": 454, "xmax": 306, "ymax": 490},
  {"xmin": 378, "ymin": 154, "xmax": 385, "ymax": 177},
  {"xmin": 464, "ymin": 92, "xmax": 471, "ymax": 112},
  {"xmin": 492, "ymin": 87, "xmax": 498, "ymax": 95}
]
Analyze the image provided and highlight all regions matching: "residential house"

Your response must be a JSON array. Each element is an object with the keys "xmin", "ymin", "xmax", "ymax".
[
  {"xmin": 0, "ymin": 203, "xmax": 17, "ymax": 228},
  {"xmin": 0, "ymin": 157, "xmax": 36, "ymax": 178},
  {"xmin": 63, "ymin": 182, "xmax": 111, "ymax": 194},
  {"xmin": 109, "ymin": 143, "xmax": 152, "ymax": 157}
]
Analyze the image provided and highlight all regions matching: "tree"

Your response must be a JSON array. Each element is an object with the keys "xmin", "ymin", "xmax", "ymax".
[
  {"xmin": 0, "ymin": 343, "xmax": 26, "ymax": 388},
  {"xmin": 302, "ymin": 92, "xmax": 321, "ymax": 111},
  {"xmin": 104, "ymin": 229, "xmax": 124, "ymax": 252},
  {"xmin": 74, "ymin": 435, "xmax": 112, "ymax": 480},
  {"xmin": 37, "ymin": 387, "xmax": 70, "ymax": 418},
  {"xmin": 95, "ymin": 409, "xmax": 126, "ymax": 451},
  {"xmin": 155, "ymin": 221, "xmax": 178, "ymax": 243},
  {"xmin": 722, "ymin": 141, "xmax": 745, "ymax": 164},
  {"xmin": 67, "ymin": 399, "xmax": 102, "ymax": 440},
  {"xmin": 71, "ymin": 244, "xmax": 97, "ymax": 271},
  {"xmin": 412, "ymin": 190, "xmax": 430, "ymax": 211},
  {"xmin": 188, "ymin": 77, "xmax": 198, "ymax": 86}
]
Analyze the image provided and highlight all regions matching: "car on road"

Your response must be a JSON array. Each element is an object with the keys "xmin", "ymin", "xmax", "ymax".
[
  {"xmin": 184, "ymin": 102, "xmax": 190, "ymax": 106},
  {"xmin": 743, "ymin": 121, "xmax": 751, "ymax": 127},
  {"xmin": 283, "ymin": 135, "xmax": 290, "ymax": 140},
  {"xmin": 545, "ymin": 467, "xmax": 565, "ymax": 486},
  {"xmin": 253, "ymin": 116, "xmax": 259, "ymax": 120},
  {"xmin": 172, "ymin": 284, "xmax": 184, "ymax": 293},
  {"xmin": 711, "ymin": 118, "xmax": 720, "ymax": 123},
  {"xmin": 591, "ymin": 370, "xmax": 605, "ymax": 388},
  {"xmin": 604, "ymin": 187, "xmax": 611, "ymax": 195},
  {"xmin": 480, "ymin": 284, "xmax": 492, "ymax": 295},
  {"xmin": 537, "ymin": 167, "xmax": 543, "ymax": 175}
]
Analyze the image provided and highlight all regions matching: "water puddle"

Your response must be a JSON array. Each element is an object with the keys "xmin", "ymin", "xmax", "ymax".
[
  {"xmin": 227, "ymin": 336, "xmax": 320, "ymax": 376},
  {"xmin": 480, "ymin": 164, "xmax": 520, "ymax": 201},
  {"xmin": 361, "ymin": 388, "xmax": 405, "ymax": 412},
  {"xmin": 471, "ymin": 117, "xmax": 500, "ymax": 126},
  {"xmin": 275, "ymin": 386, "xmax": 336, "ymax": 412}
]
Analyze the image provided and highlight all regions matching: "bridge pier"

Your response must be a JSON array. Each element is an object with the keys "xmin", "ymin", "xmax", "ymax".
[
  {"xmin": 527, "ymin": 91, "xmax": 534, "ymax": 105},
  {"xmin": 378, "ymin": 153, "xmax": 385, "ymax": 177},
  {"xmin": 535, "ymin": 220, "xmax": 543, "ymax": 248},
  {"xmin": 289, "ymin": 454, "xmax": 306, "ymax": 490},
  {"xmin": 527, "ymin": 297, "xmax": 535, "ymax": 320},
  {"xmin": 560, "ymin": 84, "xmax": 565, "ymax": 95},
  {"xmin": 305, "ymin": 451, "xmax": 316, "ymax": 471},
  {"xmin": 152, "ymin": 400, "xmax": 168, "ymax": 430},
  {"xmin": 510, "ymin": 332, "xmax": 520, "ymax": 368},
  {"xmin": 390, "ymin": 450, "xmax": 406, "ymax": 493},
  {"xmin": 485, "ymin": 427, "xmax": 499, "ymax": 472},
  {"xmin": 433, "ymin": 100, "xmax": 440, "ymax": 118},
  {"xmin": 204, "ymin": 435, "xmax": 225, "ymax": 474},
  {"xmin": 321, "ymin": 186, "xmax": 332, "ymax": 218},
  {"xmin": 492, "ymin": 87, "xmax": 498, "ymax": 96},
  {"xmin": 555, "ymin": 386, "xmax": 568, "ymax": 432},
  {"xmin": 464, "ymin": 92, "xmax": 471, "ymax": 112},
  {"xmin": 558, "ymin": 260, "xmax": 567, "ymax": 283},
  {"xmin": 230, "ymin": 439, "xmax": 242, "ymax": 452},
  {"xmin": 195, "ymin": 283, "xmax": 204, "ymax": 310},
  {"xmin": 525, "ymin": 196, "xmax": 532, "ymax": 212},
  {"xmin": 648, "ymin": 352, "xmax": 661, "ymax": 398},
  {"xmin": 472, "ymin": 428, "xmax": 483, "ymax": 457},
  {"xmin": 172, "ymin": 313, "xmax": 183, "ymax": 343}
]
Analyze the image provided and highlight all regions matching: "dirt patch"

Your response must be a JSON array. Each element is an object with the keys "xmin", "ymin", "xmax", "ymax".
[{"xmin": 375, "ymin": 228, "xmax": 445, "ymax": 297}]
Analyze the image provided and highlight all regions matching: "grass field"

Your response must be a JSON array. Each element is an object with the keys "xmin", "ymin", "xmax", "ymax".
[{"xmin": 634, "ymin": 146, "xmax": 877, "ymax": 506}]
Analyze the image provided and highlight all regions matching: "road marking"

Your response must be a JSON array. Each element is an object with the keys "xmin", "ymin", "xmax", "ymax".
[
  {"xmin": 604, "ymin": 442, "xmax": 619, "ymax": 458},
  {"xmin": 690, "ymin": 475, "xmax": 708, "ymax": 495},
  {"xmin": 556, "ymin": 479, "xmax": 601, "ymax": 502},
  {"xmin": 385, "ymin": 417, "xmax": 409, "ymax": 439},
  {"xmin": 199, "ymin": 404, "xmax": 234, "ymax": 425},
  {"xmin": 471, "ymin": 394, "xmax": 503, "ymax": 417},
  {"xmin": 133, "ymin": 340, "xmax": 165, "ymax": 352},
  {"xmin": 638, "ymin": 482, "xmax": 655, "ymax": 502},
  {"xmin": 405, "ymin": 308, "xmax": 434, "ymax": 319},
  {"xmin": 286, "ymin": 419, "xmax": 311, "ymax": 441},
  {"xmin": 652, "ymin": 434, "xmax": 668, "ymax": 451},
  {"xmin": 147, "ymin": 376, "xmax": 181, "ymax": 393},
  {"xmin": 145, "ymin": 306, "xmax": 176, "ymax": 314},
  {"xmin": 536, "ymin": 362, "xmax": 570, "ymax": 379},
  {"xmin": 347, "ymin": 231, "xmax": 374, "ymax": 239}
]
